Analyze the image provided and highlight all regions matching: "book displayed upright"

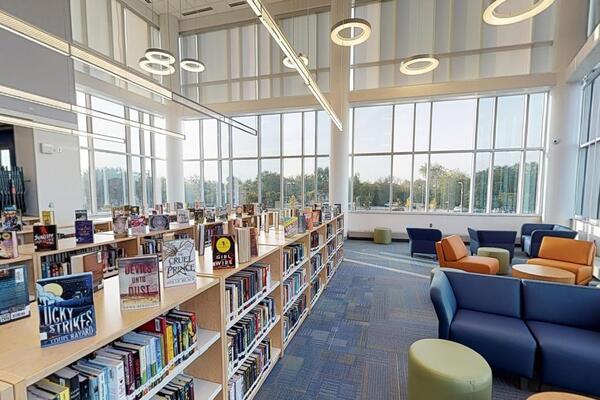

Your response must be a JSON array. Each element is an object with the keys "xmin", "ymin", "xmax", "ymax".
[
  {"xmin": 36, "ymin": 272, "xmax": 97, "ymax": 347},
  {"xmin": 75, "ymin": 220, "xmax": 94, "ymax": 244},
  {"xmin": 118, "ymin": 255, "xmax": 161, "ymax": 310},
  {"xmin": 129, "ymin": 215, "xmax": 145, "ymax": 234},
  {"xmin": 162, "ymin": 238, "xmax": 196, "ymax": 287},
  {"xmin": 74, "ymin": 209, "xmax": 88, "ymax": 221},
  {"xmin": 113, "ymin": 216, "xmax": 128, "ymax": 238},
  {"xmin": 176, "ymin": 208, "xmax": 190, "ymax": 224},
  {"xmin": 41, "ymin": 210, "xmax": 55, "ymax": 225},
  {"xmin": 0, "ymin": 263, "xmax": 30, "ymax": 324},
  {"xmin": 0, "ymin": 231, "xmax": 18, "ymax": 258},
  {"xmin": 148, "ymin": 214, "xmax": 169, "ymax": 231},
  {"xmin": 193, "ymin": 209, "xmax": 204, "ymax": 224},
  {"xmin": 2, "ymin": 207, "xmax": 22, "ymax": 231},
  {"xmin": 212, "ymin": 234, "xmax": 236, "ymax": 269},
  {"xmin": 71, "ymin": 251, "xmax": 104, "ymax": 291},
  {"xmin": 34, "ymin": 224, "xmax": 58, "ymax": 251}
]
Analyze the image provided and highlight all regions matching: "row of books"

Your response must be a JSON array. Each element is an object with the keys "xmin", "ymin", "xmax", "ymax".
[
  {"xmin": 309, "ymin": 232, "xmax": 322, "ymax": 251},
  {"xmin": 235, "ymin": 227, "xmax": 258, "ymax": 264},
  {"xmin": 282, "ymin": 243, "xmax": 305, "ymax": 275},
  {"xmin": 227, "ymin": 297, "xmax": 275, "ymax": 373},
  {"xmin": 228, "ymin": 340, "xmax": 272, "ymax": 400},
  {"xmin": 151, "ymin": 374, "xmax": 194, "ymax": 400},
  {"xmin": 326, "ymin": 241, "xmax": 335, "ymax": 258},
  {"xmin": 200, "ymin": 223, "xmax": 224, "ymax": 248},
  {"xmin": 311, "ymin": 278, "xmax": 322, "ymax": 306},
  {"xmin": 40, "ymin": 245, "xmax": 126, "ymax": 279},
  {"xmin": 334, "ymin": 248, "xmax": 344, "ymax": 267},
  {"xmin": 326, "ymin": 260, "xmax": 334, "ymax": 280},
  {"xmin": 326, "ymin": 224, "xmax": 334, "ymax": 239},
  {"xmin": 336, "ymin": 232, "xmax": 343, "ymax": 248},
  {"xmin": 282, "ymin": 270, "xmax": 305, "ymax": 310},
  {"xmin": 224, "ymin": 263, "xmax": 272, "ymax": 322},
  {"xmin": 283, "ymin": 294, "xmax": 307, "ymax": 341},
  {"xmin": 310, "ymin": 254, "xmax": 322, "ymax": 278}
]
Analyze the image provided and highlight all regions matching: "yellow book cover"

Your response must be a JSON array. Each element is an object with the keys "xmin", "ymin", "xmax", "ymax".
[
  {"xmin": 37, "ymin": 379, "xmax": 69, "ymax": 400},
  {"xmin": 41, "ymin": 210, "xmax": 55, "ymax": 225},
  {"xmin": 166, "ymin": 324, "xmax": 175, "ymax": 363}
]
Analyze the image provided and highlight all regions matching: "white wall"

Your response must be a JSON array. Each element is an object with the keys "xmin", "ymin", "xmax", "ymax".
[
  {"xmin": 13, "ymin": 126, "xmax": 39, "ymax": 217},
  {"xmin": 348, "ymin": 212, "xmax": 542, "ymax": 242}
]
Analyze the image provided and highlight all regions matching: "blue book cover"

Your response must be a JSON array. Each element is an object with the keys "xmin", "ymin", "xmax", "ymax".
[
  {"xmin": 37, "ymin": 272, "xmax": 96, "ymax": 347},
  {"xmin": 75, "ymin": 220, "xmax": 94, "ymax": 244},
  {"xmin": 0, "ymin": 264, "xmax": 30, "ymax": 324}
]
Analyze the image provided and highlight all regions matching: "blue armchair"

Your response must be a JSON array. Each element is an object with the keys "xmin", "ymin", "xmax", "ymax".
[
  {"xmin": 467, "ymin": 228, "xmax": 517, "ymax": 260},
  {"xmin": 406, "ymin": 227, "xmax": 442, "ymax": 258},
  {"xmin": 520, "ymin": 223, "xmax": 577, "ymax": 258}
]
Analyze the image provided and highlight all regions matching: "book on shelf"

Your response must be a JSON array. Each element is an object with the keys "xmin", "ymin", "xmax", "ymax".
[
  {"xmin": 75, "ymin": 209, "xmax": 88, "ymax": 221},
  {"xmin": 162, "ymin": 238, "xmax": 196, "ymax": 288},
  {"xmin": 333, "ymin": 203, "xmax": 341, "ymax": 216},
  {"xmin": 129, "ymin": 215, "xmax": 146, "ymax": 235},
  {"xmin": 235, "ymin": 205, "xmax": 243, "ymax": 218},
  {"xmin": 228, "ymin": 339, "xmax": 272, "ymax": 400},
  {"xmin": 0, "ymin": 231, "xmax": 18, "ymax": 258},
  {"xmin": 212, "ymin": 234, "xmax": 236, "ymax": 269},
  {"xmin": 0, "ymin": 263, "xmax": 30, "ymax": 324},
  {"xmin": 112, "ymin": 216, "xmax": 129, "ymax": 238},
  {"xmin": 311, "ymin": 209, "xmax": 321, "ymax": 226},
  {"xmin": 217, "ymin": 207, "xmax": 228, "ymax": 222},
  {"xmin": 47, "ymin": 367, "xmax": 80, "ymax": 400},
  {"xmin": 71, "ymin": 251, "xmax": 104, "ymax": 291},
  {"xmin": 111, "ymin": 206, "xmax": 126, "ymax": 218},
  {"xmin": 224, "ymin": 263, "xmax": 272, "ymax": 320},
  {"xmin": 34, "ymin": 224, "xmax": 58, "ymax": 251},
  {"xmin": 2, "ymin": 206, "xmax": 22, "ymax": 231},
  {"xmin": 148, "ymin": 214, "xmax": 170, "ymax": 231},
  {"xmin": 282, "ymin": 216, "xmax": 298, "ymax": 237},
  {"xmin": 75, "ymin": 220, "xmax": 94, "ymax": 244},
  {"xmin": 196, "ymin": 224, "xmax": 206, "ymax": 256},
  {"xmin": 175, "ymin": 209, "xmax": 190, "ymax": 224},
  {"xmin": 37, "ymin": 272, "xmax": 96, "ymax": 347},
  {"xmin": 193, "ymin": 208, "xmax": 204, "ymax": 224},
  {"xmin": 235, "ymin": 227, "xmax": 258, "ymax": 263},
  {"xmin": 175, "ymin": 201, "xmax": 184, "ymax": 210},
  {"xmin": 129, "ymin": 205, "xmax": 140, "ymax": 216},
  {"xmin": 205, "ymin": 208, "xmax": 216, "ymax": 223},
  {"xmin": 118, "ymin": 255, "xmax": 161, "ymax": 310},
  {"xmin": 283, "ymin": 294, "xmax": 307, "ymax": 340}
]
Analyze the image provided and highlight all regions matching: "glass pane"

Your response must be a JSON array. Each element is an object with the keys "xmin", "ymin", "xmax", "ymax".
[
  {"xmin": 575, "ymin": 148, "xmax": 587, "ymax": 215},
  {"xmin": 261, "ymin": 159, "xmax": 280, "ymax": 208},
  {"xmin": 477, "ymin": 98, "xmax": 494, "ymax": 149},
  {"xmin": 154, "ymin": 117, "xmax": 166, "ymax": 159},
  {"xmin": 233, "ymin": 159, "xmax": 258, "ymax": 204},
  {"xmin": 283, "ymin": 113, "xmax": 302, "ymax": 156},
  {"xmin": 353, "ymin": 105, "xmax": 393, "ymax": 153},
  {"xmin": 80, "ymin": 149, "xmax": 91, "ymax": 210},
  {"xmin": 184, "ymin": 161, "xmax": 202, "ymax": 205},
  {"xmin": 527, "ymin": 93, "xmax": 546, "ymax": 148},
  {"xmin": 220, "ymin": 122, "xmax": 229, "ymax": 159},
  {"xmin": 392, "ymin": 155, "xmax": 411, "ymax": 212},
  {"xmin": 316, "ymin": 157, "xmax": 329, "ymax": 203},
  {"xmin": 76, "ymin": 92, "xmax": 88, "ymax": 148},
  {"xmin": 413, "ymin": 154, "xmax": 428, "ymax": 211},
  {"xmin": 221, "ymin": 161, "xmax": 230, "ymax": 206},
  {"xmin": 90, "ymin": 96, "xmax": 126, "ymax": 152},
  {"xmin": 580, "ymin": 83, "xmax": 592, "ymax": 145},
  {"xmin": 261, "ymin": 114, "xmax": 280, "ymax": 157},
  {"xmin": 393, "ymin": 104, "xmax": 414, "ymax": 152},
  {"xmin": 304, "ymin": 112, "xmax": 316, "ymax": 156},
  {"xmin": 94, "ymin": 151, "xmax": 127, "ymax": 212},
  {"xmin": 492, "ymin": 151, "xmax": 521, "ymax": 213},
  {"xmin": 582, "ymin": 145, "xmax": 596, "ymax": 217},
  {"xmin": 182, "ymin": 120, "xmax": 200, "ymax": 160},
  {"xmin": 495, "ymin": 95, "xmax": 525, "ymax": 149},
  {"xmin": 130, "ymin": 112, "xmax": 141, "ymax": 155},
  {"xmin": 233, "ymin": 116, "xmax": 258, "ymax": 158},
  {"xmin": 590, "ymin": 79, "xmax": 600, "ymax": 141},
  {"xmin": 317, "ymin": 111, "xmax": 330, "ymax": 155},
  {"xmin": 415, "ymin": 103, "xmax": 431, "ymax": 152},
  {"xmin": 473, "ymin": 153, "xmax": 491, "ymax": 213},
  {"xmin": 155, "ymin": 159, "xmax": 167, "ymax": 204},
  {"xmin": 304, "ymin": 157, "xmax": 315, "ymax": 206},
  {"xmin": 431, "ymin": 99, "xmax": 476, "ymax": 151},
  {"xmin": 522, "ymin": 151, "xmax": 541, "ymax": 214},
  {"xmin": 203, "ymin": 119, "xmax": 219, "ymax": 159},
  {"xmin": 283, "ymin": 158, "xmax": 302, "ymax": 207},
  {"xmin": 131, "ymin": 156, "xmax": 143, "ymax": 207},
  {"xmin": 143, "ymin": 117, "xmax": 152, "ymax": 156},
  {"xmin": 145, "ymin": 158, "xmax": 154, "ymax": 208},
  {"xmin": 428, "ymin": 153, "xmax": 472, "ymax": 213},
  {"xmin": 352, "ymin": 155, "xmax": 390, "ymax": 211},
  {"xmin": 203, "ymin": 160, "xmax": 218, "ymax": 206}
]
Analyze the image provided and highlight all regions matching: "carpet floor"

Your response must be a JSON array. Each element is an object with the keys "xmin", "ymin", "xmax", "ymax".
[{"xmin": 255, "ymin": 239, "xmax": 535, "ymax": 400}]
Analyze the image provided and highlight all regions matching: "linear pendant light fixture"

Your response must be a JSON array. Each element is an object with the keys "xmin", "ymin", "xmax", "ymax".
[
  {"xmin": 246, "ymin": 0, "xmax": 343, "ymax": 131},
  {"xmin": 483, "ymin": 0, "xmax": 556, "ymax": 26}
]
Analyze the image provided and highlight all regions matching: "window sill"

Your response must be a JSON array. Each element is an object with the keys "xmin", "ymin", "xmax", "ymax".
[{"xmin": 349, "ymin": 210, "xmax": 542, "ymax": 218}]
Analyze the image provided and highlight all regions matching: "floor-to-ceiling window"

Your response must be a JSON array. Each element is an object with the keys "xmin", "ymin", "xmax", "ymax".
[
  {"xmin": 183, "ymin": 111, "xmax": 330, "ymax": 208},
  {"xmin": 350, "ymin": 92, "xmax": 548, "ymax": 214}
]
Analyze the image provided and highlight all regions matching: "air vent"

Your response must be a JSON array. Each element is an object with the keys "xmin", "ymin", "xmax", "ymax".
[
  {"xmin": 229, "ymin": 1, "xmax": 246, "ymax": 7},
  {"xmin": 182, "ymin": 7, "xmax": 213, "ymax": 16}
]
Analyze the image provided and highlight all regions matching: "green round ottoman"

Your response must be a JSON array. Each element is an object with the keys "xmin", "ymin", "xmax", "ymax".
[
  {"xmin": 373, "ymin": 227, "xmax": 392, "ymax": 244},
  {"xmin": 408, "ymin": 339, "xmax": 492, "ymax": 400},
  {"xmin": 477, "ymin": 247, "xmax": 510, "ymax": 275}
]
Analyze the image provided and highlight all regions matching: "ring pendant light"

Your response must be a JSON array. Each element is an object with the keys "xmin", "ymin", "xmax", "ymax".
[
  {"xmin": 330, "ymin": 18, "xmax": 371, "ymax": 46},
  {"xmin": 180, "ymin": 58, "xmax": 206, "ymax": 73},
  {"xmin": 144, "ymin": 48, "xmax": 176, "ymax": 65},
  {"xmin": 283, "ymin": 53, "xmax": 308, "ymax": 69},
  {"xmin": 139, "ymin": 57, "xmax": 176, "ymax": 75},
  {"xmin": 399, "ymin": 54, "xmax": 440, "ymax": 76},
  {"xmin": 483, "ymin": 0, "xmax": 556, "ymax": 26}
]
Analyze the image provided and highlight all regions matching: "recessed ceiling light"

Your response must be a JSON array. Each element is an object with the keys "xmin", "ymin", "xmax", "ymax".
[
  {"xmin": 283, "ymin": 53, "xmax": 308, "ymax": 69},
  {"xmin": 483, "ymin": 0, "xmax": 556, "ymax": 26},
  {"xmin": 144, "ymin": 48, "xmax": 176, "ymax": 65},
  {"xmin": 399, "ymin": 54, "xmax": 440, "ymax": 76},
  {"xmin": 180, "ymin": 58, "xmax": 206, "ymax": 73},
  {"xmin": 139, "ymin": 57, "xmax": 176, "ymax": 75},
  {"xmin": 330, "ymin": 18, "xmax": 371, "ymax": 47}
]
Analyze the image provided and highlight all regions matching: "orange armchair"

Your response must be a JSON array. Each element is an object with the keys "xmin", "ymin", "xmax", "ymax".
[
  {"xmin": 435, "ymin": 235, "xmax": 499, "ymax": 275},
  {"xmin": 528, "ymin": 236, "xmax": 596, "ymax": 285}
]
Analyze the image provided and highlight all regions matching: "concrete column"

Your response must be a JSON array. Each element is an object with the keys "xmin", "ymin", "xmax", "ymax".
[
  {"xmin": 328, "ymin": 1, "xmax": 351, "ymax": 221},
  {"xmin": 542, "ymin": 0, "xmax": 587, "ymax": 225}
]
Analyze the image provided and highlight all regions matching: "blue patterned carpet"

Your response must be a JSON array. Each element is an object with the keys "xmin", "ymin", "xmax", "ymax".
[{"xmin": 255, "ymin": 240, "xmax": 534, "ymax": 400}]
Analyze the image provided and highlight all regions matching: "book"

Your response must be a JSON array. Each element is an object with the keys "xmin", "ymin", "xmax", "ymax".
[
  {"xmin": 235, "ymin": 206, "xmax": 243, "ymax": 218},
  {"xmin": 283, "ymin": 216, "xmax": 298, "ymax": 237},
  {"xmin": 34, "ymin": 224, "xmax": 58, "ymax": 251},
  {"xmin": 41, "ymin": 210, "xmax": 55, "ymax": 225},
  {"xmin": 163, "ymin": 238, "xmax": 196, "ymax": 287},
  {"xmin": 175, "ymin": 202, "xmax": 184, "ymax": 210},
  {"xmin": 129, "ymin": 215, "xmax": 145, "ymax": 235},
  {"xmin": 196, "ymin": 224, "xmax": 206, "ymax": 256},
  {"xmin": 35, "ymin": 379, "xmax": 69, "ymax": 400},
  {"xmin": 2, "ymin": 207, "xmax": 22, "ymax": 231},
  {"xmin": 71, "ymin": 252, "xmax": 104, "ymax": 291},
  {"xmin": 118, "ymin": 255, "xmax": 160, "ymax": 310},
  {"xmin": 0, "ymin": 264, "xmax": 30, "ymax": 324},
  {"xmin": 205, "ymin": 208, "xmax": 215, "ymax": 223},
  {"xmin": 112, "ymin": 216, "xmax": 128, "ymax": 238},
  {"xmin": 75, "ymin": 210, "xmax": 88, "ymax": 221},
  {"xmin": 75, "ymin": 220, "xmax": 94, "ymax": 244},
  {"xmin": 49, "ymin": 367, "xmax": 80, "ymax": 400},
  {"xmin": 212, "ymin": 234, "xmax": 236, "ymax": 269},
  {"xmin": 148, "ymin": 214, "xmax": 169, "ymax": 231},
  {"xmin": 193, "ymin": 209, "xmax": 204, "ymax": 224},
  {"xmin": 129, "ymin": 206, "xmax": 140, "ymax": 216},
  {"xmin": 176, "ymin": 209, "xmax": 190, "ymax": 224},
  {"xmin": 111, "ymin": 206, "xmax": 125, "ymax": 218},
  {"xmin": 36, "ymin": 272, "xmax": 96, "ymax": 347},
  {"xmin": 0, "ymin": 231, "xmax": 18, "ymax": 258}
]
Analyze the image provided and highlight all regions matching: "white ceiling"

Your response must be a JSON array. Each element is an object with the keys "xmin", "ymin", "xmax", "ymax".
[{"xmin": 140, "ymin": 0, "xmax": 285, "ymax": 19}]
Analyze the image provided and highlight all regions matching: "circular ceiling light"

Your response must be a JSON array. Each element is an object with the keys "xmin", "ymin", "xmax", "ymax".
[
  {"xmin": 180, "ymin": 58, "xmax": 206, "ymax": 73},
  {"xmin": 330, "ymin": 18, "xmax": 371, "ymax": 47},
  {"xmin": 144, "ymin": 48, "xmax": 176, "ymax": 65},
  {"xmin": 282, "ymin": 53, "xmax": 309, "ymax": 69},
  {"xmin": 483, "ymin": 0, "xmax": 556, "ymax": 26},
  {"xmin": 139, "ymin": 57, "xmax": 176, "ymax": 75},
  {"xmin": 399, "ymin": 54, "xmax": 440, "ymax": 76}
]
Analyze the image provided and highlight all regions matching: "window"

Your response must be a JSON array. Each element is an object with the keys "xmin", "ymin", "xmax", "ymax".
[{"xmin": 350, "ymin": 92, "xmax": 547, "ymax": 214}]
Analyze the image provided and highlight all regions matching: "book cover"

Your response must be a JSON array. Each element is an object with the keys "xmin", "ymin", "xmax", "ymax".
[
  {"xmin": 111, "ymin": 206, "xmax": 125, "ymax": 218},
  {"xmin": 0, "ymin": 264, "xmax": 30, "ymax": 324},
  {"xmin": 283, "ymin": 216, "xmax": 298, "ymax": 237},
  {"xmin": 37, "ymin": 272, "xmax": 96, "ymax": 347},
  {"xmin": 235, "ymin": 206, "xmax": 243, "ymax": 218},
  {"xmin": 205, "ymin": 208, "xmax": 216, "ymax": 223},
  {"xmin": 75, "ymin": 209, "xmax": 88, "ymax": 221},
  {"xmin": 75, "ymin": 220, "xmax": 94, "ymax": 244},
  {"xmin": 148, "ymin": 214, "xmax": 169, "ymax": 231},
  {"xmin": 0, "ymin": 231, "xmax": 18, "ymax": 258},
  {"xmin": 175, "ymin": 202, "xmax": 184, "ymax": 210},
  {"xmin": 112, "ymin": 216, "xmax": 129, "ymax": 238},
  {"xmin": 163, "ymin": 238, "xmax": 196, "ymax": 287},
  {"xmin": 212, "ymin": 234, "xmax": 236, "ymax": 269},
  {"xmin": 196, "ymin": 224, "xmax": 206, "ymax": 256},
  {"xmin": 129, "ymin": 206, "xmax": 140, "ymax": 216},
  {"xmin": 194, "ymin": 201, "xmax": 202, "ymax": 209},
  {"xmin": 2, "ymin": 207, "xmax": 22, "ymax": 231},
  {"xmin": 176, "ymin": 209, "xmax": 190, "ymax": 224},
  {"xmin": 34, "ymin": 224, "xmax": 58, "ymax": 251},
  {"xmin": 193, "ymin": 209, "xmax": 204, "ymax": 224},
  {"xmin": 129, "ymin": 215, "xmax": 146, "ymax": 235},
  {"xmin": 118, "ymin": 255, "xmax": 160, "ymax": 310},
  {"xmin": 41, "ymin": 210, "xmax": 55, "ymax": 225},
  {"xmin": 71, "ymin": 252, "xmax": 104, "ymax": 291}
]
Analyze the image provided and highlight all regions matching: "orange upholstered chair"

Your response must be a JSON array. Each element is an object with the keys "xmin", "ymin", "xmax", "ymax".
[
  {"xmin": 528, "ymin": 236, "xmax": 596, "ymax": 285},
  {"xmin": 435, "ymin": 235, "xmax": 499, "ymax": 275}
]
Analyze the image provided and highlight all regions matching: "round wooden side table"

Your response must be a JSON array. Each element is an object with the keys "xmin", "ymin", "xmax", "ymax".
[
  {"xmin": 528, "ymin": 392, "xmax": 594, "ymax": 399},
  {"xmin": 511, "ymin": 264, "xmax": 576, "ymax": 284}
]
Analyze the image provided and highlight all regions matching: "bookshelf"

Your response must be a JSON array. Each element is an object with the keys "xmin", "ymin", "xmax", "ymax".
[{"xmin": 16, "ymin": 219, "xmax": 113, "ymax": 245}]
